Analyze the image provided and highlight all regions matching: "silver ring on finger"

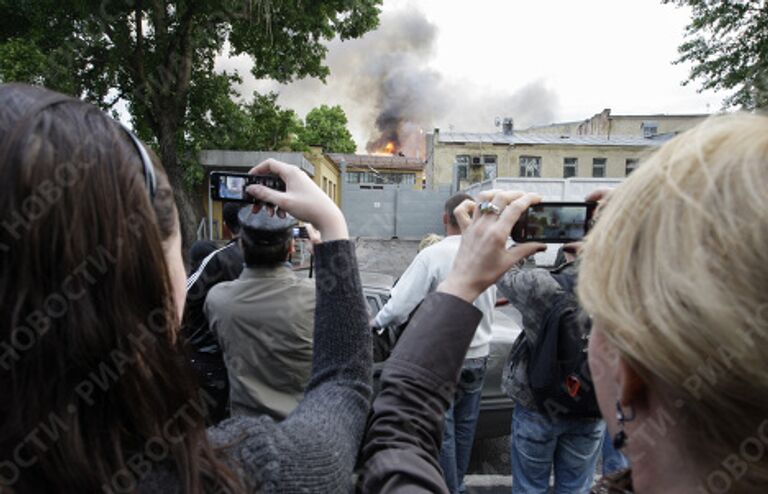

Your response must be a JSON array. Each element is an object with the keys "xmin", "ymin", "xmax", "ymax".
[{"xmin": 478, "ymin": 201, "xmax": 502, "ymax": 215}]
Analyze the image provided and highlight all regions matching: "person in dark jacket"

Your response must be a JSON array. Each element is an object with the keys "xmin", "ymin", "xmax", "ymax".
[
  {"xmin": 182, "ymin": 201, "xmax": 245, "ymax": 424},
  {"xmin": 496, "ymin": 243, "xmax": 605, "ymax": 494}
]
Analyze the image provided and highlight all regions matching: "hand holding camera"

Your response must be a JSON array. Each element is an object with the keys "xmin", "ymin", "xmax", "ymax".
[
  {"xmin": 438, "ymin": 190, "xmax": 546, "ymax": 303},
  {"xmin": 245, "ymin": 159, "xmax": 348, "ymax": 242}
]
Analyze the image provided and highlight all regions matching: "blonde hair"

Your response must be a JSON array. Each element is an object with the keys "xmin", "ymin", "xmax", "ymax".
[
  {"xmin": 418, "ymin": 233, "xmax": 443, "ymax": 252},
  {"xmin": 579, "ymin": 114, "xmax": 768, "ymax": 486}
]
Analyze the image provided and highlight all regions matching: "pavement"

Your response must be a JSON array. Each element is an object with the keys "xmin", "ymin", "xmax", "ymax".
[
  {"xmin": 353, "ymin": 237, "xmax": 420, "ymax": 279},
  {"xmin": 465, "ymin": 475, "xmax": 513, "ymax": 493}
]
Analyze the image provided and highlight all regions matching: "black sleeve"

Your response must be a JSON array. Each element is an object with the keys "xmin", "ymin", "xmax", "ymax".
[{"xmin": 357, "ymin": 292, "xmax": 482, "ymax": 493}]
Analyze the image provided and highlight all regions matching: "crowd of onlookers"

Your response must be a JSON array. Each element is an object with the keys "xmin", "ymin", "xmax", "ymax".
[{"xmin": 2, "ymin": 82, "xmax": 767, "ymax": 494}]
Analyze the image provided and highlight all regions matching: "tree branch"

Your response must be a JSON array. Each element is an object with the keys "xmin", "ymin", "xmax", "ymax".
[{"xmin": 170, "ymin": 1, "xmax": 198, "ymax": 113}]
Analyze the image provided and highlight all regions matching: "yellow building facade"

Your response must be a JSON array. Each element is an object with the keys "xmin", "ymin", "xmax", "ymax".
[
  {"xmin": 427, "ymin": 132, "xmax": 657, "ymax": 190},
  {"xmin": 305, "ymin": 147, "xmax": 342, "ymax": 204}
]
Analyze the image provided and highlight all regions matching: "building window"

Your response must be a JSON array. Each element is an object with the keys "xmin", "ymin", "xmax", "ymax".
[
  {"xmin": 563, "ymin": 157, "xmax": 578, "ymax": 178},
  {"xmin": 332, "ymin": 183, "xmax": 337, "ymax": 201},
  {"xmin": 483, "ymin": 155, "xmax": 497, "ymax": 180},
  {"xmin": 642, "ymin": 121, "xmax": 658, "ymax": 138},
  {"xmin": 322, "ymin": 177, "xmax": 328, "ymax": 194},
  {"xmin": 519, "ymin": 156, "xmax": 542, "ymax": 177},
  {"xmin": 592, "ymin": 158, "xmax": 606, "ymax": 178},
  {"xmin": 455, "ymin": 155, "xmax": 470, "ymax": 180},
  {"xmin": 625, "ymin": 159, "xmax": 639, "ymax": 176},
  {"xmin": 346, "ymin": 171, "xmax": 416, "ymax": 185},
  {"xmin": 395, "ymin": 174, "xmax": 416, "ymax": 185}
]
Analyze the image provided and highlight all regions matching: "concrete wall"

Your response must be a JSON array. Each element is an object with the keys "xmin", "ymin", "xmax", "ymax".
[
  {"xmin": 464, "ymin": 177, "xmax": 623, "ymax": 200},
  {"xmin": 343, "ymin": 186, "xmax": 451, "ymax": 240}
]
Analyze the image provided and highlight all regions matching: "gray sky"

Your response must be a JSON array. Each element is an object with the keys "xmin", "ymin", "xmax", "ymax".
[{"xmin": 216, "ymin": 0, "xmax": 725, "ymax": 152}]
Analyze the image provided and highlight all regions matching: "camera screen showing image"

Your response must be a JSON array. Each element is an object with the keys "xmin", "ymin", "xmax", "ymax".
[
  {"xmin": 220, "ymin": 176, "xmax": 247, "ymax": 200},
  {"xmin": 209, "ymin": 172, "xmax": 286, "ymax": 203},
  {"xmin": 292, "ymin": 226, "xmax": 309, "ymax": 239},
  {"xmin": 511, "ymin": 202, "xmax": 596, "ymax": 243}
]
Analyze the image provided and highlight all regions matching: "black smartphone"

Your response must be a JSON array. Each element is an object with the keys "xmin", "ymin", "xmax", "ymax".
[
  {"xmin": 209, "ymin": 172, "xmax": 286, "ymax": 203},
  {"xmin": 511, "ymin": 202, "xmax": 597, "ymax": 243},
  {"xmin": 292, "ymin": 226, "xmax": 309, "ymax": 239}
]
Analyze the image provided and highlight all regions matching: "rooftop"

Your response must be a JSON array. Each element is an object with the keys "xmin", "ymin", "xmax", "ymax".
[
  {"xmin": 199, "ymin": 150, "xmax": 315, "ymax": 175},
  {"xmin": 327, "ymin": 153, "xmax": 425, "ymax": 171},
  {"xmin": 437, "ymin": 132, "xmax": 672, "ymax": 147}
]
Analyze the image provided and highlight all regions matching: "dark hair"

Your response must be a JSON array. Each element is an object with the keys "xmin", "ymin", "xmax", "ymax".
[
  {"xmin": 0, "ymin": 84, "xmax": 241, "ymax": 493},
  {"xmin": 189, "ymin": 240, "xmax": 219, "ymax": 271},
  {"xmin": 240, "ymin": 226, "xmax": 292, "ymax": 267},
  {"xmin": 444, "ymin": 193, "xmax": 473, "ymax": 228},
  {"xmin": 222, "ymin": 202, "xmax": 241, "ymax": 234}
]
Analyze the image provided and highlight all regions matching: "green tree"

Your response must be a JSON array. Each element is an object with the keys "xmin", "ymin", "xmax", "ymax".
[
  {"xmin": 301, "ymin": 104, "xmax": 357, "ymax": 153},
  {"xmin": 186, "ymin": 82, "xmax": 305, "ymax": 167},
  {"xmin": 0, "ymin": 0, "xmax": 381, "ymax": 244},
  {"xmin": 665, "ymin": 0, "xmax": 768, "ymax": 109}
]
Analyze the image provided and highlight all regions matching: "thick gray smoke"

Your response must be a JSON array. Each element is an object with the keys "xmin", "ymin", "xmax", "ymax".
[{"xmin": 223, "ymin": 8, "xmax": 559, "ymax": 156}]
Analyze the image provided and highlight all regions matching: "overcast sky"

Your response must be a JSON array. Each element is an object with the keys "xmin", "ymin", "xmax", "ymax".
[{"xmin": 216, "ymin": 0, "xmax": 726, "ymax": 151}]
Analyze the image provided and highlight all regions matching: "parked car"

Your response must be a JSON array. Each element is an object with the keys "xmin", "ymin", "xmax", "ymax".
[{"xmin": 361, "ymin": 272, "xmax": 521, "ymax": 440}]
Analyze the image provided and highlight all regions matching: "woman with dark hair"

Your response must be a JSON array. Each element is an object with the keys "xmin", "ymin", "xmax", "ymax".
[{"xmin": 0, "ymin": 84, "xmax": 371, "ymax": 493}]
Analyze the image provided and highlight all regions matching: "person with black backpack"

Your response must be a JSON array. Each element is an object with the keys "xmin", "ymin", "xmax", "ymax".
[{"xmin": 498, "ymin": 242, "xmax": 605, "ymax": 494}]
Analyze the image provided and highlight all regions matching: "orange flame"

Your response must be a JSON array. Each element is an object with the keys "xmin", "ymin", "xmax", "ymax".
[{"xmin": 371, "ymin": 141, "xmax": 397, "ymax": 156}]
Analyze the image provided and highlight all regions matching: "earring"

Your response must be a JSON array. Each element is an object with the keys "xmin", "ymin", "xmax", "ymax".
[{"xmin": 612, "ymin": 400, "xmax": 636, "ymax": 449}]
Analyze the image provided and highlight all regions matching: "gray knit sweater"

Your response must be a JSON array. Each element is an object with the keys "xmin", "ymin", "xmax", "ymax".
[{"xmin": 139, "ymin": 240, "xmax": 372, "ymax": 493}]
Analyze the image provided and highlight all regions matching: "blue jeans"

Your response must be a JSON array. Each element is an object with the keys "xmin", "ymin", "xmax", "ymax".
[
  {"xmin": 511, "ymin": 404, "xmax": 605, "ymax": 494},
  {"xmin": 439, "ymin": 357, "xmax": 487, "ymax": 494},
  {"xmin": 601, "ymin": 427, "xmax": 629, "ymax": 475}
]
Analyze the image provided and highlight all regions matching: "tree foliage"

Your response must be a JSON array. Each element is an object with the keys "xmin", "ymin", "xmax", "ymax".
[
  {"xmin": 0, "ymin": 0, "xmax": 381, "ymax": 244},
  {"xmin": 301, "ymin": 104, "xmax": 357, "ymax": 153},
  {"xmin": 665, "ymin": 0, "xmax": 768, "ymax": 109}
]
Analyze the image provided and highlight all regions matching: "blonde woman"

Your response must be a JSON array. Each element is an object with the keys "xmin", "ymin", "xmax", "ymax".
[{"xmin": 581, "ymin": 114, "xmax": 768, "ymax": 493}]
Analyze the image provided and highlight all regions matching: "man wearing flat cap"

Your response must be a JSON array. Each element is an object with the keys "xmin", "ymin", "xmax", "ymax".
[{"xmin": 205, "ymin": 206, "xmax": 315, "ymax": 420}]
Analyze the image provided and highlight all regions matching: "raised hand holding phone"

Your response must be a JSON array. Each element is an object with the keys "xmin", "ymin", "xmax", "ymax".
[
  {"xmin": 245, "ymin": 159, "xmax": 348, "ymax": 242},
  {"xmin": 438, "ymin": 190, "xmax": 546, "ymax": 303}
]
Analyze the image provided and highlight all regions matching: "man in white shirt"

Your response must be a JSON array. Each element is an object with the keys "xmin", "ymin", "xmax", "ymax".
[{"xmin": 373, "ymin": 193, "xmax": 496, "ymax": 494}]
